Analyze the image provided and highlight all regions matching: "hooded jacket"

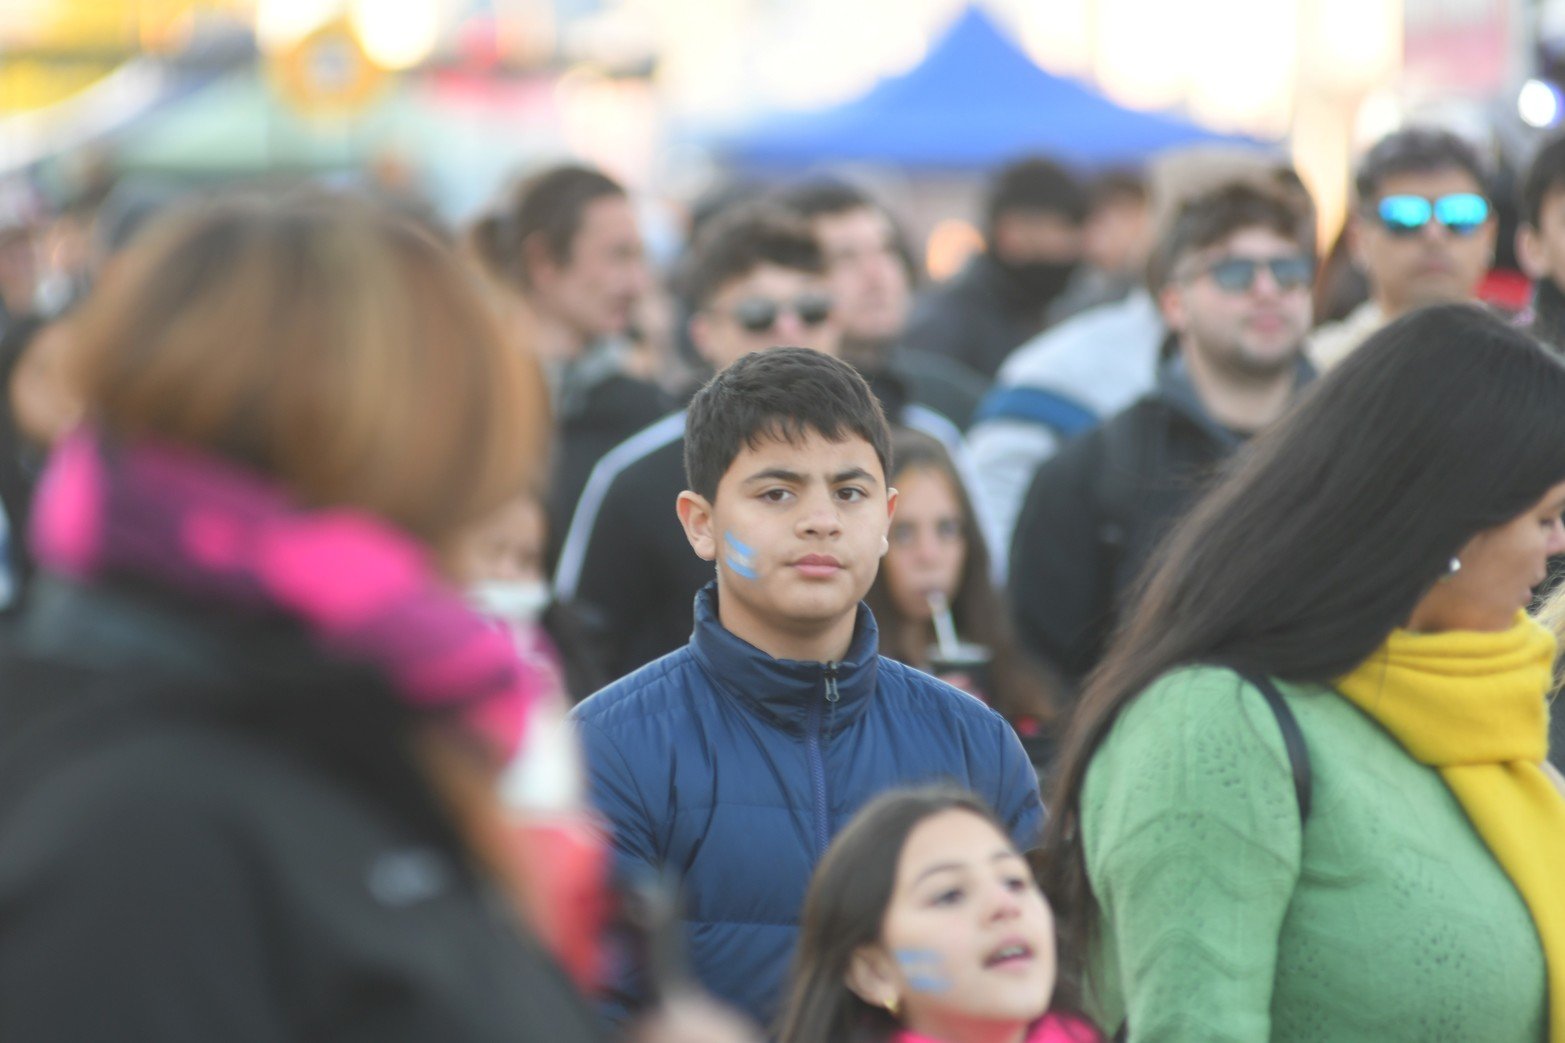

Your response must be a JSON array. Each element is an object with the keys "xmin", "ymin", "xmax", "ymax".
[{"xmin": 569, "ymin": 584, "xmax": 1044, "ymax": 1026}]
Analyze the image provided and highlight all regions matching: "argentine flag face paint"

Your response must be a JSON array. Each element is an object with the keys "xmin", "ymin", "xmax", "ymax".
[{"xmin": 723, "ymin": 531, "xmax": 758, "ymax": 580}]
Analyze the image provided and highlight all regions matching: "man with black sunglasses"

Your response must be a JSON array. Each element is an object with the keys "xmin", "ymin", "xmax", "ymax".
[
  {"xmin": 1009, "ymin": 180, "xmax": 1315, "ymax": 693},
  {"xmin": 554, "ymin": 203, "xmax": 843, "ymax": 680},
  {"xmin": 1310, "ymin": 127, "xmax": 1496, "ymax": 371}
]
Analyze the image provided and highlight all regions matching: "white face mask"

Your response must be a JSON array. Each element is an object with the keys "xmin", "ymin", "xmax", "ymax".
[{"xmin": 468, "ymin": 579, "xmax": 551, "ymax": 626}]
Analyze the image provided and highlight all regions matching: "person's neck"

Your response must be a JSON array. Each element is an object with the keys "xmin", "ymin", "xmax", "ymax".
[
  {"xmin": 900, "ymin": 1013, "xmax": 1030, "ymax": 1043},
  {"xmin": 1376, "ymin": 291, "xmax": 1412, "ymax": 322},
  {"xmin": 1182, "ymin": 341, "xmax": 1298, "ymax": 434},
  {"xmin": 716, "ymin": 592, "xmax": 856, "ymax": 664},
  {"xmin": 531, "ymin": 306, "xmax": 589, "ymax": 366}
]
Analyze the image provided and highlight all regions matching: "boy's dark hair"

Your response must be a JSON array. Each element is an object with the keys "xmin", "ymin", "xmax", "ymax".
[
  {"xmin": 1147, "ymin": 180, "xmax": 1315, "ymax": 293},
  {"xmin": 684, "ymin": 347, "xmax": 891, "ymax": 501},
  {"xmin": 1521, "ymin": 133, "xmax": 1565, "ymax": 229},
  {"xmin": 984, "ymin": 156, "xmax": 1088, "ymax": 237},
  {"xmin": 1353, "ymin": 127, "xmax": 1490, "ymax": 207},
  {"xmin": 469, "ymin": 163, "xmax": 625, "ymax": 289},
  {"xmin": 677, "ymin": 203, "xmax": 824, "ymax": 311}
]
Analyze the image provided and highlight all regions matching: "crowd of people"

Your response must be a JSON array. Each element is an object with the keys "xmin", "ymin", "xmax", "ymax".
[{"xmin": 0, "ymin": 119, "xmax": 1564, "ymax": 1043}]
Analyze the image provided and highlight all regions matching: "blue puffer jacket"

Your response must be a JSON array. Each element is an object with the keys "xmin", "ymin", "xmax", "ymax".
[{"xmin": 570, "ymin": 584, "xmax": 1044, "ymax": 1027}]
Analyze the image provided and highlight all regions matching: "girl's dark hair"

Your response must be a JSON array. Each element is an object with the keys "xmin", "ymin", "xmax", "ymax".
[
  {"xmin": 776, "ymin": 786, "xmax": 1006, "ymax": 1043},
  {"xmin": 865, "ymin": 430, "xmax": 1058, "ymax": 729},
  {"xmin": 1040, "ymin": 303, "xmax": 1565, "ymax": 1007},
  {"xmin": 468, "ymin": 163, "xmax": 625, "ymax": 290}
]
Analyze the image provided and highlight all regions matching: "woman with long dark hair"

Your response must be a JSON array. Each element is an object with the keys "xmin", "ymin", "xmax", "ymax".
[
  {"xmin": 1040, "ymin": 303, "xmax": 1565, "ymax": 1041},
  {"xmin": 778, "ymin": 786, "xmax": 1099, "ymax": 1043},
  {"xmin": 866, "ymin": 430, "xmax": 1059, "ymax": 766}
]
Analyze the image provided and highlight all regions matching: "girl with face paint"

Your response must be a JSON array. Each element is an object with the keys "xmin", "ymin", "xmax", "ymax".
[{"xmin": 778, "ymin": 787, "xmax": 1101, "ymax": 1043}]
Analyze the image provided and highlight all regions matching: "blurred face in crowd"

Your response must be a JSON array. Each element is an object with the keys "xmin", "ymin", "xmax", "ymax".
[
  {"xmin": 690, "ymin": 263, "xmax": 839, "ymax": 372},
  {"xmin": 1517, "ymin": 185, "xmax": 1565, "ymax": 294},
  {"xmin": 448, "ymin": 492, "xmax": 553, "ymax": 628},
  {"xmin": 1409, "ymin": 479, "xmax": 1565, "ymax": 634},
  {"xmin": 990, "ymin": 208, "xmax": 1081, "ymax": 268},
  {"xmin": 0, "ymin": 227, "xmax": 38, "ymax": 316},
  {"xmin": 676, "ymin": 428, "xmax": 895, "ymax": 661},
  {"xmin": 811, "ymin": 207, "xmax": 910, "ymax": 345},
  {"xmin": 1084, "ymin": 194, "xmax": 1152, "ymax": 276},
  {"xmin": 1352, "ymin": 167, "xmax": 1495, "ymax": 318},
  {"xmin": 529, "ymin": 194, "xmax": 649, "ymax": 344},
  {"xmin": 448, "ymin": 493, "xmax": 547, "ymax": 586},
  {"xmin": 1162, "ymin": 225, "xmax": 1313, "ymax": 382},
  {"xmin": 884, "ymin": 465, "xmax": 966, "ymax": 622},
  {"xmin": 846, "ymin": 809, "xmax": 1055, "ymax": 1041}
]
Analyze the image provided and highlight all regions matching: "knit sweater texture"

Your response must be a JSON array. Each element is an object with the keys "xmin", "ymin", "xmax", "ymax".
[{"xmin": 1080, "ymin": 664, "xmax": 1546, "ymax": 1042}]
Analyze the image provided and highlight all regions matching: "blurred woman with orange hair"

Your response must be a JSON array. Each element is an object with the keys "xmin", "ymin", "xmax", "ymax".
[{"xmin": 0, "ymin": 193, "xmax": 603, "ymax": 1040}]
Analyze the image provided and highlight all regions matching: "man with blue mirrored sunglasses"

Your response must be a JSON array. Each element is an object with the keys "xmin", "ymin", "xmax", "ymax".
[{"xmin": 1309, "ymin": 127, "xmax": 1495, "ymax": 371}]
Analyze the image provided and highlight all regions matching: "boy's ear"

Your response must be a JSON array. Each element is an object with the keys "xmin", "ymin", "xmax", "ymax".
[
  {"xmin": 881, "ymin": 486, "xmax": 898, "ymax": 557},
  {"xmin": 845, "ymin": 945, "xmax": 899, "ymax": 1011},
  {"xmin": 676, "ymin": 490, "xmax": 718, "ymax": 562}
]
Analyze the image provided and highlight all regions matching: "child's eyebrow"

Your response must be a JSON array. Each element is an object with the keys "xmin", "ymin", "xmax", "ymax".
[
  {"xmin": 832, "ymin": 467, "xmax": 878, "ymax": 487},
  {"xmin": 742, "ymin": 467, "xmax": 805, "ymax": 485}
]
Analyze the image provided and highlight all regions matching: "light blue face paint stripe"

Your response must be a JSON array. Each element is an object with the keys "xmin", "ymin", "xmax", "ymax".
[
  {"xmin": 723, "ymin": 531, "xmax": 758, "ymax": 580},
  {"xmin": 894, "ymin": 949, "xmax": 951, "ymax": 993}
]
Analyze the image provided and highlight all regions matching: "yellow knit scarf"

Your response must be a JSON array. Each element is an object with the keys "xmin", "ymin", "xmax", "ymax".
[{"xmin": 1336, "ymin": 612, "xmax": 1565, "ymax": 1041}]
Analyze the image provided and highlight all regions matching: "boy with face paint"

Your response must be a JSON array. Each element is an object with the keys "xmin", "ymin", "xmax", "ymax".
[{"xmin": 570, "ymin": 348, "xmax": 1043, "ymax": 1029}]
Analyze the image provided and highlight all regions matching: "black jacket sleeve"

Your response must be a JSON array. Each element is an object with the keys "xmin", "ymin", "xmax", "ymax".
[
  {"xmin": 570, "ymin": 465, "xmax": 659, "ymax": 680},
  {"xmin": 1007, "ymin": 428, "xmax": 1114, "ymax": 689}
]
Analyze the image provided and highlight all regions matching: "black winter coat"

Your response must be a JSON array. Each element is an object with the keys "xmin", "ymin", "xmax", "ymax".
[
  {"xmin": 1007, "ymin": 363, "xmax": 1250, "ymax": 688},
  {"xmin": 0, "ymin": 579, "xmax": 606, "ymax": 1043}
]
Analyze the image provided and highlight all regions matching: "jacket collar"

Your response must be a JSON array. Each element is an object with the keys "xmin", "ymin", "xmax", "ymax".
[{"xmin": 688, "ymin": 582, "xmax": 881, "ymax": 735}]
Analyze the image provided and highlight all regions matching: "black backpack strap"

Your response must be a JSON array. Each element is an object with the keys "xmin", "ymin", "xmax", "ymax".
[{"xmin": 1239, "ymin": 672, "xmax": 1312, "ymax": 824}]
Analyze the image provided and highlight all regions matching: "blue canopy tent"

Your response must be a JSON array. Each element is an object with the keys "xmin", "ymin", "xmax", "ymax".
[{"xmin": 723, "ymin": 6, "xmax": 1267, "ymax": 171}]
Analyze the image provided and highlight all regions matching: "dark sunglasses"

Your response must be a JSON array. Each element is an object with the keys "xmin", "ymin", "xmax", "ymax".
[
  {"xmin": 724, "ymin": 294, "xmax": 833, "ymax": 333},
  {"xmin": 1375, "ymin": 193, "xmax": 1490, "ymax": 236},
  {"xmin": 1193, "ymin": 255, "xmax": 1315, "ymax": 293}
]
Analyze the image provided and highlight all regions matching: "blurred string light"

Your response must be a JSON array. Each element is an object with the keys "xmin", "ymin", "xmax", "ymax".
[
  {"xmin": 349, "ymin": 0, "xmax": 440, "ymax": 70},
  {"xmin": 1520, "ymin": 78, "xmax": 1564, "ymax": 129}
]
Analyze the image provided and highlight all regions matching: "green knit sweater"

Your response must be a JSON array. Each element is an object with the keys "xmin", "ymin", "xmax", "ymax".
[{"xmin": 1080, "ymin": 664, "xmax": 1547, "ymax": 1042}]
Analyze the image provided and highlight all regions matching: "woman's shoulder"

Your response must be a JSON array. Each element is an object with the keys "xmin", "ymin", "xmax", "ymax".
[
  {"xmin": 1103, "ymin": 663, "xmax": 1279, "ymax": 744},
  {"xmin": 1082, "ymin": 664, "xmax": 1303, "ymax": 842}
]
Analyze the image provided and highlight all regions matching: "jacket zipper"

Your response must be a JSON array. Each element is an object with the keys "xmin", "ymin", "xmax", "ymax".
[{"xmin": 807, "ymin": 662, "xmax": 841, "ymax": 856}]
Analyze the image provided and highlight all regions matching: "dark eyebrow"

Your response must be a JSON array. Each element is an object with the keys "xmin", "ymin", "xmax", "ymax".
[
  {"xmin": 832, "ymin": 467, "xmax": 878, "ymax": 487},
  {"xmin": 742, "ymin": 467, "xmax": 804, "ymax": 485}
]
